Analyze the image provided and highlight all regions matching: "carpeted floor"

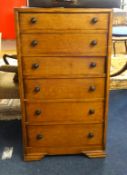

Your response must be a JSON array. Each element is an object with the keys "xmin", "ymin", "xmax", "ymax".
[{"xmin": 0, "ymin": 90, "xmax": 127, "ymax": 175}]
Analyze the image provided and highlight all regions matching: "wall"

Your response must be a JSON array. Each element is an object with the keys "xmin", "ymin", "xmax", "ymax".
[{"xmin": 0, "ymin": 0, "xmax": 26, "ymax": 39}]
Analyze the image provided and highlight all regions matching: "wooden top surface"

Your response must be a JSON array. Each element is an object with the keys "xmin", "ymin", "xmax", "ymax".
[{"xmin": 15, "ymin": 7, "xmax": 112, "ymax": 13}]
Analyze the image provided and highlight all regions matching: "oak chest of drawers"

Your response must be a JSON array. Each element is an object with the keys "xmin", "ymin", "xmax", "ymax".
[{"xmin": 15, "ymin": 8, "xmax": 112, "ymax": 161}]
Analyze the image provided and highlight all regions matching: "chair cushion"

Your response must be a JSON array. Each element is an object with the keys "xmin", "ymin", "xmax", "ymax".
[
  {"xmin": 113, "ymin": 26, "xmax": 127, "ymax": 37},
  {"xmin": 28, "ymin": 0, "xmax": 121, "ymax": 8},
  {"xmin": 0, "ymin": 72, "xmax": 19, "ymax": 99}
]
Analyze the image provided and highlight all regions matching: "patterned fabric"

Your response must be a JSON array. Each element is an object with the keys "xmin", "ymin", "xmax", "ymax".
[
  {"xmin": 110, "ymin": 55, "xmax": 127, "ymax": 90},
  {"xmin": 0, "ymin": 72, "xmax": 19, "ymax": 99},
  {"xmin": 0, "ymin": 99, "xmax": 21, "ymax": 120},
  {"xmin": 0, "ymin": 55, "xmax": 19, "ymax": 99}
]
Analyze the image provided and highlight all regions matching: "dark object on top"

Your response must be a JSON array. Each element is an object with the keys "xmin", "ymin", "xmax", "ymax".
[{"xmin": 28, "ymin": 0, "xmax": 121, "ymax": 8}]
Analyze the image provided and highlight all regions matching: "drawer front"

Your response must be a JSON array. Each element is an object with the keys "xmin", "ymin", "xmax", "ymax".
[
  {"xmin": 24, "ymin": 78, "xmax": 105, "ymax": 100},
  {"xmin": 22, "ymin": 57, "xmax": 105, "ymax": 76},
  {"xmin": 27, "ymin": 124, "xmax": 103, "ymax": 147},
  {"xmin": 21, "ymin": 33, "xmax": 107, "ymax": 56},
  {"xmin": 25, "ymin": 101, "xmax": 104, "ymax": 123},
  {"xmin": 19, "ymin": 13, "xmax": 108, "ymax": 31}
]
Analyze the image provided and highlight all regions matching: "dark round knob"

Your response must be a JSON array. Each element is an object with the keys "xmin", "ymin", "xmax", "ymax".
[
  {"xmin": 36, "ymin": 134, "xmax": 43, "ymax": 140},
  {"xmin": 89, "ymin": 86, "xmax": 96, "ymax": 92},
  {"xmin": 90, "ymin": 62, "xmax": 96, "ymax": 68},
  {"xmin": 35, "ymin": 110, "xmax": 42, "ymax": 116},
  {"xmin": 89, "ymin": 109, "xmax": 95, "ymax": 115},
  {"xmin": 34, "ymin": 87, "xmax": 40, "ymax": 92},
  {"xmin": 30, "ymin": 17, "xmax": 37, "ymax": 24},
  {"xmin": 31, "ymin": 40, "xmax": 38, "ymax": 47},
  {"xmin": 87, "ymin": 133, "xmax": 94, "ymax": 139},
  {"xmin": 91, "ymin": 17, "xmax": 98, "ymax": 24},
  {"xmin": 32, "ymin": 63, "xmax": 39, "ymax": 69},
  {"xmin": 91, "ymin": 40, "xmax": 97, "ymax": 46}
]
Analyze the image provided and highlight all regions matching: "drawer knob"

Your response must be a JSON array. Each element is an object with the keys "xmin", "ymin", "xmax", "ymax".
[
  {"xmin": 34, "ymin": 87, "xmax": 40, "ymax": 92},
  {"xmin": 87, "ymin": 132, "xmax": 94, "ymax": 139},
  {"xmin": 32, "ymin": 63, "xmax": 39, "ymax": 69},
  {"xmin": 30, "ymin": 17, "xmax": 37, "ymax": 24},
  {"xmin": 35, "ymin": 110, "xmax": 42, "ymax": 116},
  {"xmin": 89, "ymin": 109, "xmax": 95, "ymax": 115},
  {"xmin": 31, "ymin": 40, "xmax": 38, "ymax": 47},
  {"xmin": 89, "ymin": 86, "xmax": 96, "ymax": 92},
  {"xmin": 90, "ymin": 62, "xmax": 96, "ymax": 68},
  {"xmin": 91, "ymin": 40, "xmax": 97, "ymax": 46},
  {"xmin": 36, "ymin": 134, "xmax": 43, "ymax": 140},
  {"xmin": 91, "ymin": 17, "xmax": 98, "ymax": 24}
]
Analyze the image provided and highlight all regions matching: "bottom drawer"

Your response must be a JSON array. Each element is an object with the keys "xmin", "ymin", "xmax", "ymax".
[{"xmin": 27, "ymin": 124, "xmax": 103, "ymax": 147}]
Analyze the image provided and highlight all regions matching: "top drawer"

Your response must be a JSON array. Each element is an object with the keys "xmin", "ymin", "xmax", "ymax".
[{"xmin": 19, "ymin": 13, "xmax": 109, "ymax": 32}]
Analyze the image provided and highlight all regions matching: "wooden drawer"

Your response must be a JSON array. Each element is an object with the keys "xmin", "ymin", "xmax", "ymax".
[
  {"xmin": 22, "ymin": 57, "xmax": 105, "ymax": 76},
  {"xmin": 27, "ymin": 124, "xmax": 103, "ymax": 147},
  {"xmin": 21, "ymin": 33, "xmax": 107, "ymax": 56},
  {"xmin": 19, "ymin": 13, "xmax": 108, "ymax": 31},
  {"xmin": 24, "ymin": 78, "xmax": 105, "ymax": 100},
  {"xmin": 25, "ymin": 101, "xmax": 104, "ymax": 123}
]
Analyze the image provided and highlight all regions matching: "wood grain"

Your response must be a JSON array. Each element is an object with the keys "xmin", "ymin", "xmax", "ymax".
[
  {"xmin": 22, "ymin": 56, "xmax": 105, "ymax": 76},
  {"xmin": 21, "ymin": 33, "xmax": 107, "ymax": 56},
  {"xmin": 24, "ymin": 78, "xmax": 105, "ymax": 100},
  {"xmin": 19, "ymin": 13, "xmax": 108, "ymax": 31},
  {"xmin": 27, "ymin": 124, "xmax": 103, "ymax": 147},
  {"xmin": 25, "ymin": 101, "xmax": 104, "ymax": 123}
]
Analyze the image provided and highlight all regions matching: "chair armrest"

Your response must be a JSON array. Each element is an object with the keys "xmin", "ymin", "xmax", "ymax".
[
  {"xmin": 3, "ymin": 54, "xmax": 17, "ymax": 65},
  {"xmin": 0, "ymin": 65, "xmax": 18, "ymax": 73},
  {"xmin": 110, "ymin": 62, "xmax": 127, "ymax": 77}
]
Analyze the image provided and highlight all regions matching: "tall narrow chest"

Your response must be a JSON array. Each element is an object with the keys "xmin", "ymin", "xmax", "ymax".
[{"xmin": 15, "ymin": 8, "xmax": 112, "ymax": 161}]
